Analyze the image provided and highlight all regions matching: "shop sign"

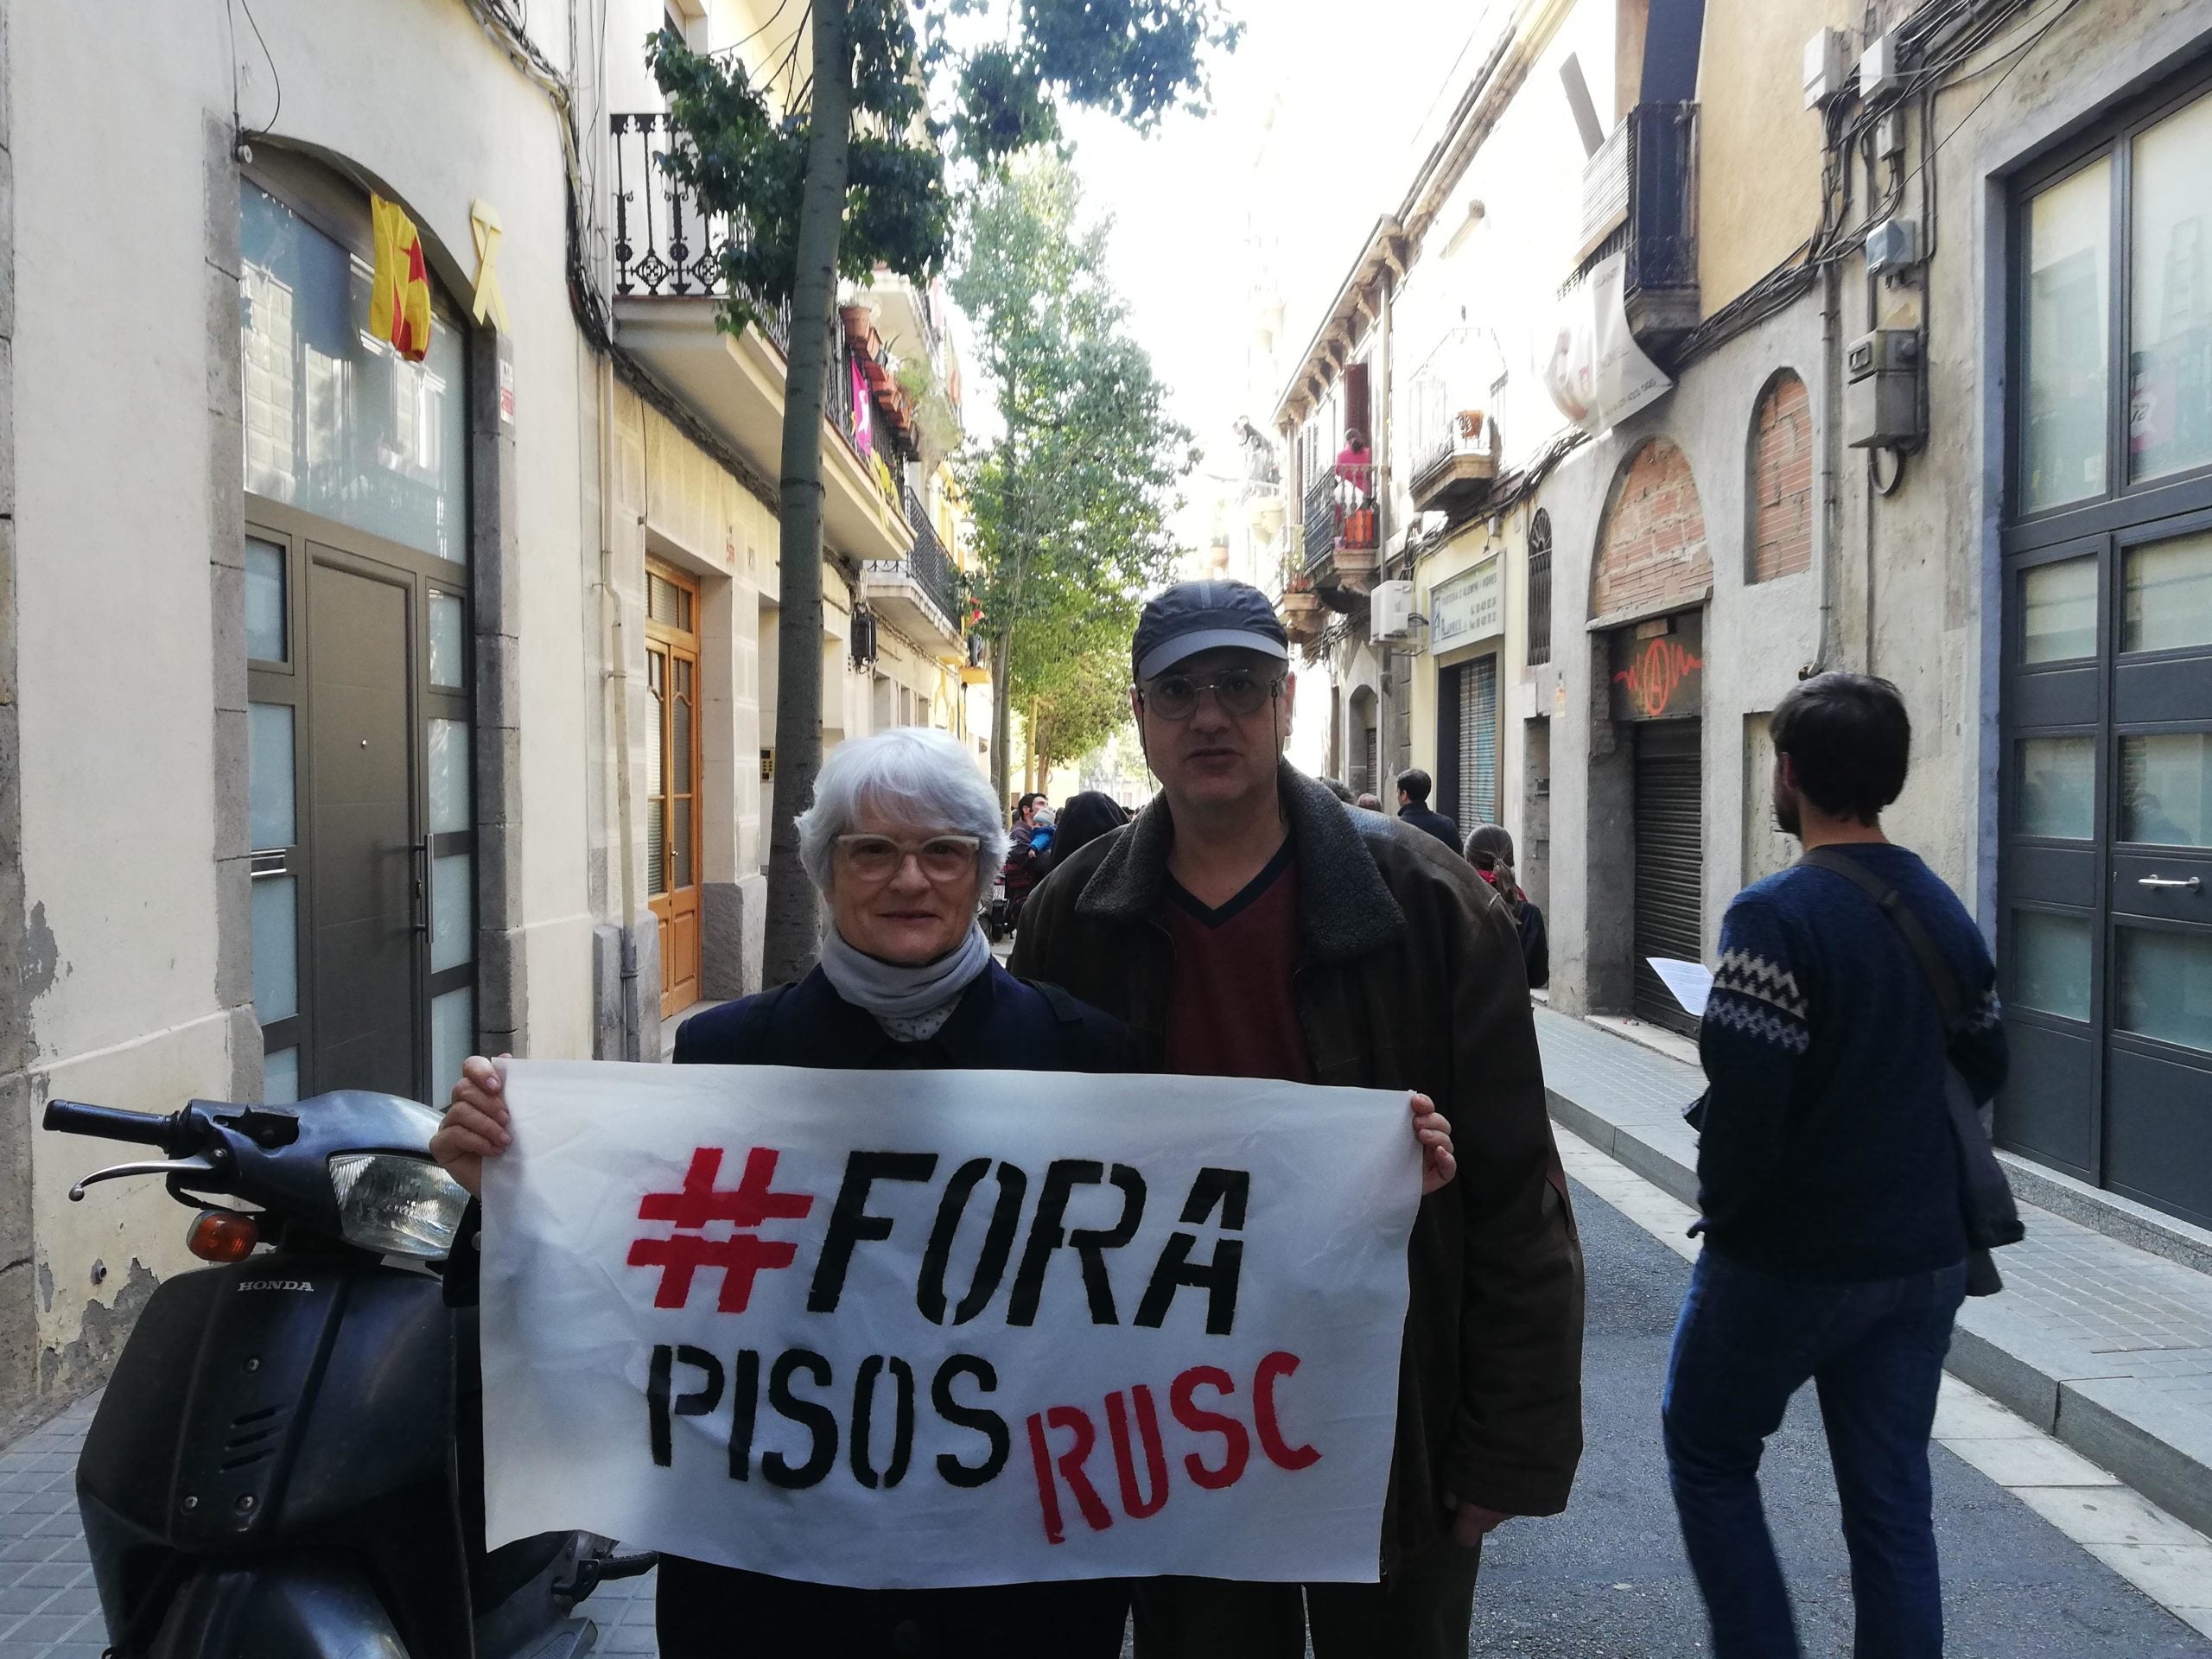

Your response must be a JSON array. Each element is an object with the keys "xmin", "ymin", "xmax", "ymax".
[
  {"xmin": 1608, "ymin": 611, "xmax": 1704, "ymax": 721},
  {"xmin": 1429, "ymin": 556, "xmax": 1501, "ymax": 653}
]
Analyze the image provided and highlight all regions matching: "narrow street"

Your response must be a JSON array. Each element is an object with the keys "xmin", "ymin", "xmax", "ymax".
[
  {"xmin": 6, "ymin": 1153, "xmax": 2208, "ymax": 1657},
  {"xmin": 1471, "ymin": 1179, "xmax": 2212, "ymax": 1658}
]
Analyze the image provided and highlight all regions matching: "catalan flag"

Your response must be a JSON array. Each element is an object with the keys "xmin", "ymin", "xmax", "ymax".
[{"xmin": 368, "ymin": 194, "xmax": 433, "ymax": 362}]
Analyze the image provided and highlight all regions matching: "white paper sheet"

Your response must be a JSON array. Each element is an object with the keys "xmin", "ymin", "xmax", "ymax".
[{"xmin": 1646, "ymin": 957, "xmax": 1714, "ymax": 1017}]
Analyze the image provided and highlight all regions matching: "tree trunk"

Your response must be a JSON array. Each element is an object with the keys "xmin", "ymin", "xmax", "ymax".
[
  {"xmin": 761, "ymin": 0, "xmax": 852, "ymax": 988},
  {"xmin": 989, "ymin": 629, "xmax": 1014, "ymax": 816}
]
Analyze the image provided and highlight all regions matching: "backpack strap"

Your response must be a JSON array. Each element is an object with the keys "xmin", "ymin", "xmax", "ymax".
[{"xmin": 1799, "ymin": 848, "xmax": 1965, "ymax": 1029}]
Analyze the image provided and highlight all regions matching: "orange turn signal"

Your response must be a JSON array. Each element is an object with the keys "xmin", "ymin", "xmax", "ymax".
[{"xmin": 187, "ymin": 1209, "xmax": 259, "ymax": 1263}]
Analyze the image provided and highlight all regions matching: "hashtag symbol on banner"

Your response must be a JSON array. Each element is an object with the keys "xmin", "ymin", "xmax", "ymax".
[{"xmin": 626, "ymin": 1147, "xmax": 815, "ymax": 1313}]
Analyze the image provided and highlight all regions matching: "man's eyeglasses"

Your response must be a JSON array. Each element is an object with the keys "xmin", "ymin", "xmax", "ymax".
[
  {"xmin": 1140, "ymin": 668, "xmax": 1284, "ymax": 722},
  {"xmin": 834, "ymin": 834, "xmax": 981, "ymax": 884}
]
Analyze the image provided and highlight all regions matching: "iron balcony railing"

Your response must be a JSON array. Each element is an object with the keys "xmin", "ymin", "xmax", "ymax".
[
  {"xmin": 1301, "ymin": 464, "xmax": 1382, "ymax": 574},
  {"xmin": 610, "ymin": 112, "xmax": 791, "ymax": 354},
  {"xmin": 902, "ymin": 484, "xmax": 961, "ymax": 629}
]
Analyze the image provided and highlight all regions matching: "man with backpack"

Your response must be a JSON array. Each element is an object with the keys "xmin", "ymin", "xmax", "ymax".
[{"xmin": 1664, "ymin": 671, "xmax": 2009, "ymax": 1659}]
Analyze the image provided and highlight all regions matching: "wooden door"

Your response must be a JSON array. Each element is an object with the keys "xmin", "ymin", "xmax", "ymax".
[{"xmin": 646, "ymin": 562, "xmax": 703, "ymax": 1019}]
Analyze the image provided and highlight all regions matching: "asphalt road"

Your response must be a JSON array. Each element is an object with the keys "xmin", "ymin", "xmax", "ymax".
[{"xmin": 1464, "ymin": 1182, "xmax": 2212, "ymax": 1658}]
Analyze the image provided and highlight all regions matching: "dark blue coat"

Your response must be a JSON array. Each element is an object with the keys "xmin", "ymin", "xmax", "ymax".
[
  {"xmin": 674, "ymin": 959, "xmax": 1136, "ymax": 1074},
  {"xmin": 658, "ymin": 958, "xmax": 1135, "ymax": 1659}
]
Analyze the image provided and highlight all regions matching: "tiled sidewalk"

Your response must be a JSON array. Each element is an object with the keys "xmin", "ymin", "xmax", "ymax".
[
  {"xmin": 1535, "ymin": 1006, "xmax": 2212, "ymax": 1538},
  {"xmin": 0, "ymin": 1390, "xmax": 664, "ymax": 1658},
  {"xmin": 0, "ymin": 1395, "xmax": 103, "ymax": 1656}
]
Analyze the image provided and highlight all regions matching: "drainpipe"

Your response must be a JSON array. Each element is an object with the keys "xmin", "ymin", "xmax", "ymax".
[
  {"xmin": 601, "ymin": 359, "xmax": 640, "ymax": 1058},
  {"xmin": 1809, "ymin": 259, "xmax": 1843, "ymax": 677}
]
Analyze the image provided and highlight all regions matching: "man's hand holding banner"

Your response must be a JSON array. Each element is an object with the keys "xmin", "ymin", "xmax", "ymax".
[{"xmin": 477, "ymin": 1061, "xmax": 1421, "ymax": 1588}]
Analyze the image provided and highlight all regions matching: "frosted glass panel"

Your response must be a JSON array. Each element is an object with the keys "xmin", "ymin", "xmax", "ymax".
[
  {"xmin": 2012, "ymin": 910, "xmax": 2091, "ymax": 1022},
  {"xmin": 2122, "ymin": 531, "xmax": 2212, "ymax": 655},
  {"xmin": 2120, "ymin": 733, "xmax": 2212, "ymax": 847},
  {"xmin": 429, "ymin": 591, "xmax": 464, "ymax": 688},
  {"xmin": 2115, "ymin": 927, "xmax": 2212, "ymax": 1053},
  {"xmin": 2022, "ymin": 556, "xmax": 2098, "ymax": 664},
  {"xmin": 431, "ymin": 854, "xmax": 474, "ymax": 972},
  {"xmin": 262, "ymin": 1046, "xmax": 299, "ymax": 1105},
  {"xmin": 245, "ymin": 537, "xmax": 286, "ymax": 662},
  {"xmin": 2018, "ymin": 737, "xmax": 2094, "ymax": 839},
  {"xmin": 249, "ymin": 703, "xmax": 295, "ymax": 849},
  {"xmin": 2023, "ymin": 159, "xmax": 2111, "ymax": 512},
  {"xmin": 239, "ymin": 182, "xmax": 467, "ymax": 563},
  {"xmin": 251, "ymin": 875, "xmax": 298, "ymax": 1023},
  {"xmin": 431, "ymin": 988, "xmax": 474, "ymax": 1106},
  {"xmin": 2129, "ymin": 91, "xmax": 2212, "ymax": 483},
  {"xmin": 429, "ymin": 718, "xmax": 470, "ymax": 834}
]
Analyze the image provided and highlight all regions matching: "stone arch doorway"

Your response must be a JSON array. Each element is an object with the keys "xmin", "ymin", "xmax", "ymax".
[
  {"xmin": 1348, "ymin": 684, "xmax": 1380, "ymax": 798},
  {"xmin": 1587, "ymin": 439, "xmax": 1712, "ymax": 1032}
]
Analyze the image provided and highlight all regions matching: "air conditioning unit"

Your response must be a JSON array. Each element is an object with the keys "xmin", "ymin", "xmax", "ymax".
[{"xmin": 1370, "ymin": 579, "xmax": 1419, "ymax": 645}]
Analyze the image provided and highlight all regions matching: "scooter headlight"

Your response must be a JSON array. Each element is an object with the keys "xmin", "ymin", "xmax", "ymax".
[{"xmin": 329, "ymin": 1154, "xmax": 470, "ymax": 1258}]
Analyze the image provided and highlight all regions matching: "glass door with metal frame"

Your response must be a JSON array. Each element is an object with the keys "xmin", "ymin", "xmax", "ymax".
[{"xmin": 1999, "ymin": 73, "xmax": 2212, "ymax": 1226}]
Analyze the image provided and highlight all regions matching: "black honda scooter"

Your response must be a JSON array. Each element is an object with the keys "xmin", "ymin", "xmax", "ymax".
[{"xmin": 41, "ymin": 1090, "xmax": 653, "ymax": 1658}]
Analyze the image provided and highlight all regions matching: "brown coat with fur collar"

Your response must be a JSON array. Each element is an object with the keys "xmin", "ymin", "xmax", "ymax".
[{"xmin": 1008, "ymin": 762, "xmax": 1585, "ymax": 1567}]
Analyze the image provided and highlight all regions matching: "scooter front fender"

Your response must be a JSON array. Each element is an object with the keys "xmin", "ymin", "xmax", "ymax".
[{"xmin": 143, "ymin": 1557, "xmax": 406, "ymax": 1659}]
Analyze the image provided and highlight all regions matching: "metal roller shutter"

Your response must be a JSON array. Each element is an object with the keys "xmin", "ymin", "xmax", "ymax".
[
  {"xmin": 1633, "ymin": 720, "xmax": 1705, "ymax": 1036},
  {"xmin": 1454, "ymin": 656, "xmax": 1498, "ymax": 833}
]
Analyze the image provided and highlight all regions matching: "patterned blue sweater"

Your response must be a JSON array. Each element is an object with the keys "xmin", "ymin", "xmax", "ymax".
[{"xmin": 1695, "ymin": 843, "xmax": 2006, "ymax": 1282}]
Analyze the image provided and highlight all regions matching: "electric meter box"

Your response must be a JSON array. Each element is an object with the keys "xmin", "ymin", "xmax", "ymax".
[
  {"xmin": 1804, "ymin": 28, "xmax": 1852, "ymax": 108},
  {"xmin": 1847, "ymin": 329, "xmax": 1923, "ymax": 449}
]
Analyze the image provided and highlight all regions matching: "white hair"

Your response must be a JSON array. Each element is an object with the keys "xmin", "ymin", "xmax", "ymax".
[{"xmin": 795, "ymin": 727, "xmax": 1011, "ymax": 893}]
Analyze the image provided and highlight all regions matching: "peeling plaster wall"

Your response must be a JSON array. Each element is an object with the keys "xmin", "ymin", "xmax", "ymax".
[{"xmin": 3, "ymin": 0, "xmax": 603, "ymax": 1425}]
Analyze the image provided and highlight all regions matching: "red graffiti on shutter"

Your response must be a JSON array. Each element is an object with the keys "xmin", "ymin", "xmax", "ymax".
[{"xmin": 1611, "ymin": 639, "xmax": 1705, "ymax": 720}]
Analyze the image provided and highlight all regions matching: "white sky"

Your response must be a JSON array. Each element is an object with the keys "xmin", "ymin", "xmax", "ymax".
[{"xmin": 1059, "ymin": 0, "xmax": 1500, "ymax": 492}]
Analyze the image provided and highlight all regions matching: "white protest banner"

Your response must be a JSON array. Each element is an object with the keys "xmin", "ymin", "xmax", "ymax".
[{"xmin": 478, "ymin": 1060, "xmax": 1419, "ymax": 1589}]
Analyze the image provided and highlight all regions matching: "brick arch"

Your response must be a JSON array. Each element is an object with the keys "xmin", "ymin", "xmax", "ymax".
[
  {"xmin": 1748, "ymin": 371, "xmax": 1813, "ymax": 583},
  {"xmin": 1591, "ymin": 439, "xmax": 1712, "ymax": 620}
]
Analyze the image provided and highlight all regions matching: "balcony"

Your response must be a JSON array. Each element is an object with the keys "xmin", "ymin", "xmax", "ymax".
[
  {"xmin": 861, "ymin": 484, "xmax": 964, "ymax": 652},
  {"xmin": 607, "ymin": 112, "xmax": 912, "ymax": 568},
  {"xmin": 1576, "ymin": 102, "xmax": 1700, "ymax": 346},
  {"xmin": 1408, "ymin": 340, "xmax": 1499, "ymax": 518},
  {"xmin": 1301, "ymin": 463, "xmax": 1382, "ymax": 594}
]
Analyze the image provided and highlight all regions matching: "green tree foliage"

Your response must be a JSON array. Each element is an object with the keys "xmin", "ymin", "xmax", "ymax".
[
  {"xmin": 647, "ymin": 0, "xmax": 1233, "ymax": 985},
  {"xmin": 953, "ymin": 157, "xmax": 1192, "ymax": 799}
]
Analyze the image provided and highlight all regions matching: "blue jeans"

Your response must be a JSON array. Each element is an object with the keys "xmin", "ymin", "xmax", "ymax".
[{"xmin": 1662, "ymin": 1248, "xmax": 1967, "ymax": 1659}]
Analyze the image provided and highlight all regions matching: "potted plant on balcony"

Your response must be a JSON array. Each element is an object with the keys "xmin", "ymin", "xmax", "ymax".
[{"xmin": 840, "ymin": 302, "xmax": 877, "ymax": 351}]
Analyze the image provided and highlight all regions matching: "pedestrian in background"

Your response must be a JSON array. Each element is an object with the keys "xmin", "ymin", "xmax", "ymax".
[
  {"xmin": 1663, "ymin": 672, "xmax": 2007, "ymax": 1659},
  {"xmin": 1354, "ymin": 791, "xmax": 1382, "ymax": 811},
  {"xmin": 1052, "ymin": 789, "xmax": 1129, "ymax": 861},
  {"xmin": 1395, "ymin": 768, "xmax": 1461, "ymax": 853},
  {"xmin": 1464, "ymin": 824, "xmax": 1546, "ymax": 990},
  {"xmin": 1012, "ymin": 578, "xmax": 1581, "ymax": 1659}
]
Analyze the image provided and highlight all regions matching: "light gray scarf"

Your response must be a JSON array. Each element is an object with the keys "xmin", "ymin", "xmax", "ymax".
[{"xmin": 817, "ymin": 922, "xmax": 994, "ymax": 1021}]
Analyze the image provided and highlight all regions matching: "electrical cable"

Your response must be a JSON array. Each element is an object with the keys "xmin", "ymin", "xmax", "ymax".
[{"xmin": 231, "ymin": 0, "xmax": 282, "ymax": 146}]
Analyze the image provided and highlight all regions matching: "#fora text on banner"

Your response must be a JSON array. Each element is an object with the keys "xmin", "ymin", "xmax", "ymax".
[{"xmin": 476, "ymin": 1060, "xmax": 1421, "ymax": 1589}]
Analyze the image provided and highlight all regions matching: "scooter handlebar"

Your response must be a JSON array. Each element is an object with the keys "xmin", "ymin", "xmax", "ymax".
[{"xmin": 42, "ymin": 1099, "xmax": 177, "ymax": 1148}]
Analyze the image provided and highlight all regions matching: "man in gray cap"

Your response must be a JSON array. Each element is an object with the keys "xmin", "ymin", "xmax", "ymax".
[{"xmin": 1011, "ymin": 579, "xmax": 1584, "ymax": 1658}]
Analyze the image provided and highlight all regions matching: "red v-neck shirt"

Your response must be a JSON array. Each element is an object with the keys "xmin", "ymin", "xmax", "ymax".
[{"xmin": 1160, "ymin": 840, "xmax": 1313, "ymax": 1083}]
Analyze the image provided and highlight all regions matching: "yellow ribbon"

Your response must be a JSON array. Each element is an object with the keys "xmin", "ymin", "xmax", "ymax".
[{"xmin": 470, "ymin": 199, "xmax": 511, "ymax": 333}]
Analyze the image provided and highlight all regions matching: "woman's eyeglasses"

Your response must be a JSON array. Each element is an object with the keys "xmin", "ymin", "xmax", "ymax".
[
  {"xmin": 1141, "ymin": 668, "xmax": 1283, "ymax": 721},
  {"xmin": 1469, "ymin": 853, "xmax": 1498, "ymax": 872},
  {"xmin": 834, "ymin": 835, "xmax": 981, "ymax": 884}
]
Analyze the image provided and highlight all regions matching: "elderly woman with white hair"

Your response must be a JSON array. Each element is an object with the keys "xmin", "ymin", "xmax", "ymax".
[{"xmin": 433, "ymin": 726, "xmax": 1137, "ymax": 1657}]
